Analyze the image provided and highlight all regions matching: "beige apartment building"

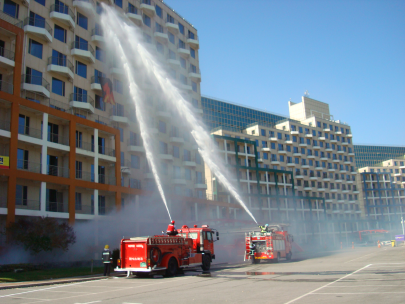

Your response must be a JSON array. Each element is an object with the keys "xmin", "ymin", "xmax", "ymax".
[
  {"xmin": 204, "ymin": 96, "xmax": 364, "ymax": 244},
  {"xmin": 357, "ymin": 157, "xmax": 405, "ymax": 231},
  {"xmin": 0, "ymin": 0, "xmax": 209, "ymax": 231}
]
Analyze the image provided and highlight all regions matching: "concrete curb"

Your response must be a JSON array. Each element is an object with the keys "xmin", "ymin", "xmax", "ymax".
[{"xmin": 0, "ymin": 273, "xmax": 125, "ymax": 291}]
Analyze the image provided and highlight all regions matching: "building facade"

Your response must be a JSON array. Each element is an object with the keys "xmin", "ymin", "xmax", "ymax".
[
  {"xmin": 354, "ymin": 145, "xmax": 405, "ymax": 169},
  {"xmin": 357, "ymin": 158, "xmax": 405, "ymax": 231},
  {"xmin": 0, "ymin": 0, "xmax": 211, "ymax": 231}
]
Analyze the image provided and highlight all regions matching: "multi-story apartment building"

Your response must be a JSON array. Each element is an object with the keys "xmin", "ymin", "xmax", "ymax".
[
  {"xmin": 204, "ymin": 96, "xmax": 364, "ymax": 245},
  {"xmin": 0, "ymin": 0, "xmax": 209, "ymax": 233},
  {"xmin": 357, "ymin": 158, "xmax": 405, "ymax": 231}
]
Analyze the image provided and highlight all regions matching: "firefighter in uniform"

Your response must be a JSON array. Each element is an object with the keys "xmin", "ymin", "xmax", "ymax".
[
  {"xmin": 249, "ymin": 242, "xmax": 256, "ymax": 256},
  {"xmin": 166, "ymin": 220, "xmax": 178, "ymax": 236},
  {"xmin": 102, "ymin": 245, "xmax": 113, "ymax": 276},
  {"xmin": 259, "ymin": 224, "xmax": 269, "ymax": 234}
]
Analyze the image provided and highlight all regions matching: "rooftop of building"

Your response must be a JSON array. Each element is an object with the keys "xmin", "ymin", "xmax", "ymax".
[{"xmin": 162, "ymin": 0, "xmax": 197, "ymax": 30}]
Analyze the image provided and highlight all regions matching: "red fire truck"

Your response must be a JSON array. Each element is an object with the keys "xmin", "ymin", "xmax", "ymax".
[
  {"xmin": 115, "ymin": 224, "xmax": 219, "ymax": 277},
  {"xmin": 245, "ymin": 225, "xmax": 293, "ymax": 263}
]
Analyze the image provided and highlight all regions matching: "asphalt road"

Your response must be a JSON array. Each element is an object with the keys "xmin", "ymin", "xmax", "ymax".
[{"xmin": 1, "ymin": 245, "xmax": 404, "ymax": 304}]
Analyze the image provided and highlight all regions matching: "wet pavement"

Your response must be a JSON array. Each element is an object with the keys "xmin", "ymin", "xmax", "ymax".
[{"xmin": 0, "ymin": 245, "xmax": 404, "ymax": 303}]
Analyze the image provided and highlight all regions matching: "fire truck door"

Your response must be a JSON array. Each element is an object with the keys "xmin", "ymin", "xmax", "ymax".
[{"xmin": 204, "ymin": 231, "xmax": 213, "ymax": 253}]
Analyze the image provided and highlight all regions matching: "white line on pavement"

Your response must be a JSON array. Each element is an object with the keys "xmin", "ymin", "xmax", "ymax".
[
  {"xmin": 344, "ymin": 252, "xmax": 376, "ymax": 263},
  {"xmin": 325, "ymin": 285, "xmax": 401, "ymax": 287},
  {"xmin": 74, "ymin": 301, "xmax": 101, "ymax": 304},
  {"xmin": 313, "ymin": 292, "xmax": 405, "ymax": 295},
  {"xmin": 283, "ymin": 264, "xmax": 372, "ymax": 304}
]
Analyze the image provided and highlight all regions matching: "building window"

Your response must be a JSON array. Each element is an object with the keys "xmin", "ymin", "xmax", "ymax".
[
  {"xmin": 16, "ymin": 185, "xmax": 28, "ymax": 205},
  {"xmin": 4, "ymin": 0, "xmax": 19, "ymax": 19},
  {"xmin": 168, "ymin": 32, "xmax": 175, "ymax": 44},
  {"xmin": 179, "ymin": 23, "xmax": 184, "ymax": 34},
  {"xmin": 113, "ymin": 78, "xmax": 123, "ymax": 94},
  {"xmin": 35, "ymin": 0, "xmax": 45, "ymax": 6},
  {"xmin": 54, "ymin": 24, "xmax": 67, "ymax": 43},
  {"xmin": 95, "ymin": 95, "xmax": 104, "ymax": 110},
  {"xmin": 77, "ymin": 12, "xmax": 88, "ymax": 29},
  {"xmin": 188, "ymin": 31, "xmax": 195, "ymax": 39},
  {"xmin": 173, "ymin": 146, "xmax": 180, "ymax": 158},
  {"xmin": 131, "ymin": 155, "xmax": 139, "ymax": 169},
  {"xmin": 52, "ymin": 77, "xmax": 65, "ymax": 96},
  {"xmin": 114, "ymin": 0, "xmax": 122, "ymax": 8},
  {"xmin": 96, "ymin": 46, "xmax": 104, "ymax": 62},
  {"xmin": 155, "ymin": 4, "xmax": 162, "ymax": 17},
  {"xmin": 192, "ymin": 81, "xmax": 197, "ymax": 92},
  {"xmin": 128, "ymin": 3, "xmax": 136, "ymax": 13},
  {"xmin": 75, "ymin": 61, "xmax": 87, "ymax": 78},
  {"xmin": 156, "ymin": 42, "xmax": 164, "ymax": 54},
  {"xmin": 17, "ymin": 148, "xmax": 28, "ymax": 169},
  {"xmin": 180, "ymin": 57, "xmax": 186, "ymax": 69},
  {"xmin": 143, "ymin": 14, "xmax": 151, "ymax": 27},
  {"xmin": 25, "ymin": 67, "xmax": 43, "ymax": 85},
  {"xmin": 159, "ymin": 120, "xmax": 166, "ymax": 133},
  {"xmin": 28, "ymin": 39, "xmax": 43, "ymax": 59}
]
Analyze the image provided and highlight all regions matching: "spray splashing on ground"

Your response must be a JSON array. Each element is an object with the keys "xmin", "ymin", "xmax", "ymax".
[{"xmin": 100, "ymin": 6, "xmax": 257, "ymax": 225}]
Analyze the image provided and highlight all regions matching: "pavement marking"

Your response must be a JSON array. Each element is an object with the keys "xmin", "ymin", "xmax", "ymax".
[
  {"xmin": 313, "ymin": 292, "xmax": 405, "ymax": 295},
  {"xmin": 344, "ymin": 252, "xmax": 376, "ymax": 263},
  {"xmin": 0, "ymin": 278, "xmax": 107, "ymax": 298},
  {"xmin": 283, "ymin": 264, "xmax": 372, "ymax": 304},
  {"xmin": 74, "ymin": 301, "xmax": 101, "ymax": 304},
  {"xmin": 325, "ymin": 285, "xmax": 401, "ymax": 287}
]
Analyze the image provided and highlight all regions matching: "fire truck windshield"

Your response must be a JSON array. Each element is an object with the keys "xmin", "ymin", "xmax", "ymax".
[{"xmin": 188, "ymin": 232, "xmax": 198, "ymax": 239}]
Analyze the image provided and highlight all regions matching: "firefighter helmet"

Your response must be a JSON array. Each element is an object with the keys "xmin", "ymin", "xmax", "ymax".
[
  {"xmin": 171, "ymin": 220, "xmax": 175, "ymax": 224},
  {"xmin": 105, "ymin": 245, "xmax": 109, "ymax": 249}
]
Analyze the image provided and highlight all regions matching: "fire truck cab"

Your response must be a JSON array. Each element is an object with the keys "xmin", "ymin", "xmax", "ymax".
[
  {"xmin": 245, "ymin": 225, "xmax": 293, "ymax": 263},
  {"xmin": 115, "ymin": 224, "xmax": 218, "ymax": 277}
]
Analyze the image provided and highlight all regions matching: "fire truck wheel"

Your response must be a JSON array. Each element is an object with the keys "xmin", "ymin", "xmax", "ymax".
[
  {"xmin": 202, "ymin": 254, "xmax": 211, "ymax": 271},
  {"xmin": 165, "ymin": 257, "xmax": 178, "ymax": 277},
  {"xmin": 150, "ymin": 247, "xmax": 161, "ymax": 264}
]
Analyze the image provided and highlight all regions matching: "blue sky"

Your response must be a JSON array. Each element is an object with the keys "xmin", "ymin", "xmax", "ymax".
[{"xmin": 167, "ymin": 0, "xmax": 405, "ymax": 146}]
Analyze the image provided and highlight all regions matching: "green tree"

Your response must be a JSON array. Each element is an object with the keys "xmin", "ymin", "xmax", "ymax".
[{"xmin": 5, "ymin": 217, "xmax": 76, "ymax": 254}]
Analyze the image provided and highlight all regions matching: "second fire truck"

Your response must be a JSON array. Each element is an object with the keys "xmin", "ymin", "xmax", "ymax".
[{"xmin": 245, "ymin": 224, "xmax": 294, "ymax": 263}]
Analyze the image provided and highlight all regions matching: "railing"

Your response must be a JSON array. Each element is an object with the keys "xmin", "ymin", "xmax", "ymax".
[
  {"xmin": 166, "ymin": 17, "xmax": 176, "ymax": 24},
  {"xmin": 50, "ymin": 4, "xmax": 75, "ymax": 21},
  {"xmin": 126, "ymin": 6, "xmax": 138, "ymax": 14},
  {"xmin": 0, "ymin": 80, "xmax": 13, "ymax": 94},
  {"xmin": 182, "ymin": 155, "xmax": 194, "ymax": 162},
  {"xmin": 71, "ymin": 41, "xmax": 95, "ymax": 57},
  {"xmin": 17, "ymin": 160, "xmax": 41, "ymax": 173},
  {"xmin": 0, "ymin": 46, "xmax": 15, "ymax": 61},
  {"xmin": 109, "ymin": 107, "xmax": 125, "ymax": 117},
  {"xmin": 188, "ymin": 66, "xmax": 200, "ymax": 74},
  {"xmin": 155, "ymin": 26, "xmax": 166, "ymax": 34},
  {"xmin": 24, "ymin": 17, "xmax": 53, "ymax": 36},
  {"xmin": 127, "ymin": 138, "xmax": 142, "ymax": 146},
  {"xmin": 70, "ymin": 93, "xmax": 95, "ymax": 107},
  {"xmin": 16, "ymin": 199, "xmax": 40, "ymax": 210},
  {"xmin": 48, "ymin": 132, "xmax": 69, "ymax": 145},
  {"xmin": 22, "ymin": 74, "xmax": 50, "ymax": 91},
  {"xmin": 47, "ymin": 56, "xmax": 74, "ymax": 72},
  {"xmin": 177, "ymin": 42, "xmax": 189, "ymax": 50},
  {"xmin": 75, "ymin": 205, "xmax": 94, "ymax": 215},
  {"xmin": 76, "ymin": 140, "xmax": 94, "ymax": 152},
  {"xmin": 187, "ymin": 32, "xmax": 198, "ymax": 41},
  {"xmin": 141, "ymin": 0, "xmax": 153, "ymax": 5},
  {"xmin": 46, "ymin": 201, "xmax": 66, "ymax": 212},
  {"xmin": 196, "ymin": 178, "xmax": 206, "ymax": 184},
  {"xmin": 0, "ymin": 9, "xmax": 23, "ymax": 28},
  {"xmin": 22, "ymin": 90, "xmax": 69, "ymax": 112},
  {"xmin": 75, "ymin": 170, "xmax": 94, "ymax": 182},
  {"xmin": 0, "ymin": 120, "xmax": 10, "ymax": 131},
  {"xmin": 91, "ymin": 75, "xmax": 102, "ymax": 84},
  {"xmin": 98, "ymin": 145, "xmax": 115, "ymax": 156},
  {"xmin": 98, "ymin": 174, "xmax": 116, "ymax": 185},
  {"xmin": 47, "ymin": 165, "xmax": 69, "ymax": 178},
  {"xmin": 18, "ymin": 124, "xmax": 42, "ymax": 139},
  {"xmin": 91, "ymin": 27, "xmax": 103, "ymax": 36}
]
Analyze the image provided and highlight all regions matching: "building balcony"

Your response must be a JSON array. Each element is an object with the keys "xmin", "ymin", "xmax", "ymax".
[
  {"xmin": 287, "ymin": 162, "xmax": 295, "ymax": 167},
  {"xmin": 186, "ymin": 34, "xmax": 199, "ymax": 49},
  {"xmin": 140, "ymin": 0, "xmax": 155, "ymax": 16},
  {"xmin": 330, "ymin": 189, "xmax": 337, "ymax": 192},
  {"xmin": 317, "ymin": 188, "xmax": 326, "ymax": 192},
  {"xmin": 330, "ymin": 139, "xmax": 337, "ymax": 143},
  {"xmin": 0, "ymin": 9, "xmax": 23, "ymax": 27},
  {"xmin": 121, "ymin": 160, "xmax": 131, "ymax": 175},
  {"xmin": 177, "ymin": 44, "xmax": 190, "ymax": 58},
  {"xmin": 188, "ymin": 67, "xmax": 201, "ymax": 82},
  {"xmin": 342, "ymin": 142, "xmax": 349, "ymax": 146},
  {"xmin": 0, "ymin": 47, "xmax": 15, "ymax": 69},
  {"xmin": 270, "ymin": 160, "xmax": 280, "ymax": 165},
  {"xmin": 173, "ymin": 175, "xmax": 186, "ymax": 185},
  {"xmin": 293, "ymin": 153, "xmax": 301, "ymax": 157},
  {"xmin": 23, "ymin": 17, "xmax": 52, "ymax": 42},
  {"xmin": 290, "ymin": 130, "xmax": 299, "ymax": 135},
  {"xmin": 154, "ymin": 29, "xmax": 168, "ymax": 44},
  {"xmin": 337, "ymin": 150, "xmax": 344, "ymax": 154},
  {"xmin": 295, "ymin": 175, "xmax": 304, "ymax": 179},
  {"xmin": 277, "ymin": 149, "xmax": 287, "ymax": 154},
  {"xmin": 73, "ymin": 0, "xmax": 95, "ymax": 12},
  {"xmin": 125, "ymin": 7, "xmax": 143, "ymax": 26},
  {"xmin": 182, "ymin": 156, "xmax": 196, "ymax": 167},
  {"xmin": 0, "ymin": 81, "xmax": 13, "ymax": 96},
  {"xmin": 348, "ymin": 152, "xmax": 355, "ymax": 156},
  {"xmin": 304, "ymin": 187, "xmax": 312, "ymax": 191},
  {"xmin": 75, "ymin": 170, "xmax": 94, "ymax": 182},
  {"xmin": 47, "ymin": 165, "xmax": 69, "ymax": 178},
  {"xmin": 178, "ymin": 82, "xmax": 192, "ymax": 91},
  {"xmin": 323, "ymin": 178, "xmax": 330, "ymax": 181},
  {"xmin": 261, "ymin": 146, "xmax": 270, "ymax": 152},
  {"xmin": 332, "ymin": 210, "xmax": 340, "ymax": 213},
  {"xmin": 313, "ymin": 145, "xmax": 320, "ymax": 150},
  {"xmin": 159, "ymin": 152, "xmax": 173, "ymax": 161},
  {"xmin": 307, "ymin": 155, "xmax": 315, "ymax": 159},
  {"xmin": 98, "ymin": 174, "xmax": 116, "ymax": 185},
  {"xmin": 47, "ymin": 56, "xmax": 74, "ymax": 80},
  {"xmin": 315, "ymin": 166, "xmax": 323, "ymax": 171},
  {"xmin": 127, "ymin": 139, "xmax": 145, "ymax": 153},
  {"xmin": 69, "ymin": 93, "xmax": 95, "ymax": 113},
  {"xmin": 109, "ymin": 108, "xmax": 129, "ymax": 124},
  {"xmin": 323, "ymin": 128, "xmax": 331, "ymax": 132},
  {"xmin": 167, "ymin": 56, "xmax": 181, "ymax": 68},
  {"xmin": 165, "ymin": 19, "xmax": 179, "ymax": 34},
  {"xmin": 50, "ymin": 4, "xmax": 75, "ymax": 29},
  {"xmin": 91, "ymin": 28, "xmax": 104, "ymax": 43},
  {"xmin": 332, "ymin": 159, "xmax": 340, "ymax": 163},
  {"xmin": 347, "ymin": 133, "xmax": 353, "ymax": 138},
  {"xmin": 17, "ymin": 160, "xmax": 41, "ymax": 174},
  {"xmin": 299, "ymin": 143, "xmax": 307, "ymax": 147},
  {"xmin": 90, "ymin": 75, "xmax": 102, "ymax": 91},
  {"xmin": 318, "ymin": 137, "xmax": 325, "ymax": 141},
  {"xmin": 21, "ymin": 74, "xmax": 50, "ymax": 97},
  {"xmin": 156, "ymin": 110, "xmax": 171, "ymax": 119},
  {"xmin": 71, "ymin": 41, "xmax": 95, "ymax": 63},
  {"xmin": 325, "ymin": 148, "xmax": 333, "ymax": 152},
  {"xmin": 195, "ymin": 180, "xmax": 207, "ymax": 189},
  {"xmin": 305, "ymin": 134, "xmax": 312, "ymax": 138},
  {"xmin": 109, "ymin": 66, "xmax": 125, "ymax": 78},
  {"xmin": 170, "ymin": 135, "xmax": 184, "ymax": 145},
  {"xmin": 301, "ymin": 165, "xmax": 309, "ymax": 169},
  {"xmin": 309, "ymin": 176, "xmax": 317, "ymax": 180},
  {"xmin": 320, "ymin": 157, "xmax": 328, "ymax": 161}
]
